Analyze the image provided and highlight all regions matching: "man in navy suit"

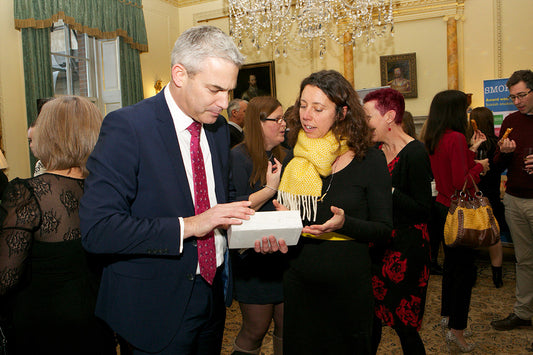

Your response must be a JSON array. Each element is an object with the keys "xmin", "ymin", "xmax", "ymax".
[{"xmin": 80, "ymin": 26, "xmax": 286, "ymax": 354}]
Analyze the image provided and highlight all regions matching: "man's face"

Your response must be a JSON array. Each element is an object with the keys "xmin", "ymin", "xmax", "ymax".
[
  {"xmin": 509, "ymin": 81, "xmax": 533, "ymax": 115},
  {"xmin": 235, "ymin": 101, "xmax": 247, "ymax": 127},
  {"xmin": 394, "ymin": 68, "xmax": 402, "ymax": 78},
  {"xmin": 172, "ymin": 57, "xmax": 239, "ymax": 124},
  {"xmin": 249, "ymin": 75, "xmax": 257, "ymax": 87}
]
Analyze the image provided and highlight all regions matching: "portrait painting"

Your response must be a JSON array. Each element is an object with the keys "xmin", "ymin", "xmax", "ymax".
[
  {"xmin": 380, "ymin": 53, "xmax": 418, "ymax": 98},
  {"xmin": 233, "ymin": 61, "xmax": 276, "ymax": 100}
]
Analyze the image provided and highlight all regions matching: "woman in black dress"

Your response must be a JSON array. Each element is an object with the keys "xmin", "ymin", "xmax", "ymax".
[
  {"xmin": 363, "ymin": 88, "xmax": 433, "ymax": 354},
  {"xmin": 230, "ymin": 96, "xmax": 288, "ymax": 354},
  {"xmin": 468, "ymin": 107, "xmax": 507, "ymax": 288},
  {"xmin": 0, "ymin": 96, "xmax": 115, "ymax": 354},
  {"xmin": 275, "ymin": 70, "xmax": 393, "ymax": 354}
]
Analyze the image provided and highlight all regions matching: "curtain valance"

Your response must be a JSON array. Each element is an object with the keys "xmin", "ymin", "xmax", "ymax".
[{"xmin": 14, "ymin": 0, "xmax": 148, "ymax": 52}]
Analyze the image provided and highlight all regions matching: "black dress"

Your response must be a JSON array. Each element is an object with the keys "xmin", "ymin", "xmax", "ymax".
[
  {"xmin": 283, "ymin": 147, "xmax": 393, "ymax": 355},
  {"xmin": 0, "ymin": 174, "xmax": 115, "ymax": 355},
  {"xmin": 229, "ymin": 144, "xmax": 289, "ymax": 304},
  {"xmin": 372, "ymin": 140, "xmax": 433, "ymax": 331}
]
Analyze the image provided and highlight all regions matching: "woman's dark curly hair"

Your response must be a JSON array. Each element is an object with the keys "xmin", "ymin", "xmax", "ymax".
[{"xmin": 286, "ymin": 70, "xmax": 373, "ymax": 159}]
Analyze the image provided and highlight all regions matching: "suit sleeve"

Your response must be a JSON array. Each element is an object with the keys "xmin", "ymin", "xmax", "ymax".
[{"xmin": 80, "ymin": 111, "xmax": 181, "ymax": 255}]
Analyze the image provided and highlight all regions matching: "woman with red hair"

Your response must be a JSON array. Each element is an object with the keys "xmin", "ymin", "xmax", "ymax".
[{"xmin": 363, "ymin": 88, "xmax": 433, "ymax": 354}]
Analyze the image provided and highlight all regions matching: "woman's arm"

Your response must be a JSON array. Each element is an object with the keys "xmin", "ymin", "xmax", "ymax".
[
  {"xmin": 340, "ymin": 150, "xmax": 393, "ymax": 244},
  {"xmin": 393, "ymin": 143, "xmax": 433, "ymax": 224},
  {"xmin": 450, "ymin": 133, "xmax": 484, "ymax": 190},
  {"xmin": 0, "ymin": 180, "xmax": 39, "ymax": 295}
]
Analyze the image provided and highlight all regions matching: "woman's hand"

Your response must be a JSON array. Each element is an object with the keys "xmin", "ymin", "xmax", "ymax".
[
  {"xmin": 475, "ymin": 158, "xmax": 490, "ymax": 176},
  {"xmin": 254, "ymin": 235, "xmax": 288, "ymax": 254},
  {"xmin": 265, "ymin": 158, "xmax": 282, "ymax": 191},
  {"xmin": 302, "ymin": 206, "xmax": 345, "ymax": 236},
  {"xmin": 273, "ymin": 199, "xmax": 289, "ymax": 211},
  {"xmin": 469, "ymin": 130, "xmax": 487, "ymax": 152}
]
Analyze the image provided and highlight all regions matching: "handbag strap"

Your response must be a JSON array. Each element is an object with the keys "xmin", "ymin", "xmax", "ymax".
[{"xmin": 461, "ymin": 174, "xmax": 484, "ymax": 199}]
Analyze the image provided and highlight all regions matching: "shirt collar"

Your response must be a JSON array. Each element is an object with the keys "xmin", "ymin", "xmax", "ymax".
[
  {"xmin": 164, "ymin": 84, "xmax": 195, "ymax": 133},
  {"xmin": 228, "ymin": 120, "xmax": 243, "ymax": 132}
]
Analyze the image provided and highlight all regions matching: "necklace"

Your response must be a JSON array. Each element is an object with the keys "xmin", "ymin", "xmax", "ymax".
[
  {"xmin": 318, "ymin": 173, "xmax": 334, "ymax": 202},
  {"xmin": 318, "ymin": 158, "xmax": 338, "ymax": 202}
]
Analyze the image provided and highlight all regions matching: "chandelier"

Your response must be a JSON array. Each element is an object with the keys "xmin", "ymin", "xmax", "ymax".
[{"xmin": 228, "ymin": 0, "xmax": 394, "ymax": 58}]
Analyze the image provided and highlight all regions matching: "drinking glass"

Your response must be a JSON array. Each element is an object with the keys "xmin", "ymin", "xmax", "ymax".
[
  {"xmin": 476, "ymin": 149, "xmax": 487, "ymax": 160},
  {"xmin": 524, "ymin": 147, "xmax": 533, "ymax": 175}
]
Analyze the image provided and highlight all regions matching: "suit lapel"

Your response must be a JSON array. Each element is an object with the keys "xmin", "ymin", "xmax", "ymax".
[
  {"xmin": 153, "ymin": 92, "xmax": 195, "ymax": 211},
  {"xmin": 205, "ymin": 127, "xmax": 226, "ymax": 204}
]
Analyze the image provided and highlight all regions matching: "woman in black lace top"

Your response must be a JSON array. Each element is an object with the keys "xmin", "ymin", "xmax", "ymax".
[{"xmin": 0, "ymin": 96, "xmax": 115, "ymax": 354}]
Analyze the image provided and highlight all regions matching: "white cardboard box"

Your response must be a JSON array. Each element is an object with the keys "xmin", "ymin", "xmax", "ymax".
[{"xmin": 227, "ymin": 210, "xmax": 303, "ymax": 249}]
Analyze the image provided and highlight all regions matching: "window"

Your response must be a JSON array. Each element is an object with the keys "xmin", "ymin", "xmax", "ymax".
[{"xmin": 51, "ymin": 20, "xmax": 97, "ymax": 99}]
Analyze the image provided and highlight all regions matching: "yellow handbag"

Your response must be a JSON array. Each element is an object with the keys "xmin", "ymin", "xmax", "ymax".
[{"xmin": 444, "ymin": 175, "xmax": 500, "ymax": 248}]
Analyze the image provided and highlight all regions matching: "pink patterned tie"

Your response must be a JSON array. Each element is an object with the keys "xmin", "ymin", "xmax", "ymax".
[{"xmin": 187, "ymin": 121, "xmax": 216, "ymax": 285}]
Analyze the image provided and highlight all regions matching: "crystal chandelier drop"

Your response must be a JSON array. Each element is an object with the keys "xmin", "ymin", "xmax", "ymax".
[{"xmin": 229, "ymin": 0, "xmax": 394, "ymax": 58}]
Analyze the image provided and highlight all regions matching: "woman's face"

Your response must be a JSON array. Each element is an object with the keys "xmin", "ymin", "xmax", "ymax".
[
  {"xmin": 299, "ymin": 85, "xmax": 337, "ymax": 139},
  {"xmin": 363, "ymin": 100, "xmax": 388, "ymax": 142},
  {"xmin": 261, "ymin": 105, "xmax": 286, "ymax": 150}
]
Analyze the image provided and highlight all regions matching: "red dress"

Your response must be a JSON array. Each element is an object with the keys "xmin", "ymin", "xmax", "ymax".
[{"xmin": 372, "ymin": 140, "xmax": 433, "ymax": 331}]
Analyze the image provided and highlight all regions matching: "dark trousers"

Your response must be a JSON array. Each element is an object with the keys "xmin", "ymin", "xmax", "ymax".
[
  {"xmin": 131, "ymin": 270, "xmax": 226, "ymax": 355},
  {"xmin": 435, "ymin": 202, "xmax": 477, "ymax": 330},
  {"xmin": 428, "ymin": 197, "xmax": 442, "ymax": 264},
  {"xmin": 371, "ymin": 317, "xmax": 426, "ymax": 355}
]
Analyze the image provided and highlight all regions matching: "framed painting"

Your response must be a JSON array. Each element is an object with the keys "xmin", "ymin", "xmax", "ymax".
[
  {"xmin": 380, "ymin": 53, "xmax": 417, "ymax": 98},
  {"xmin": 233, "ymin": 61, "xmax": 276, "ymax": 100}
]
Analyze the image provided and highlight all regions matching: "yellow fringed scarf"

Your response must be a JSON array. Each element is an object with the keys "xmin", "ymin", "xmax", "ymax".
[{"xmin": 277, "ymin": 130, "xmax": 349, "ymax": 221}]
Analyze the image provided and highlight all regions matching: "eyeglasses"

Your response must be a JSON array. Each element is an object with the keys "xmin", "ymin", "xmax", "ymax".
[
  {"xmin": 508, "ymin": 90, "xmax": 531, "ymax": 102},
  {"xmin": 262, "ymin": 117, "xmax": 285, "ymax": 125}
]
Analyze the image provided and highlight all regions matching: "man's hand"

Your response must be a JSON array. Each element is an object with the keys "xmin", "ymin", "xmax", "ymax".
[
  {"xmin": 498, "ymin": 138, "xmax": 516, "ymax": 153},
  {"xmin": 183, "ymin": 201, "xmax": 254, "ymax": 239},
  {"xmin": 254, "ymin": 235, "xmax": 288, "ymax": 254}
]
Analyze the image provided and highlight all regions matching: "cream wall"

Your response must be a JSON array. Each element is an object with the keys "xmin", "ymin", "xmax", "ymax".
[
  {"xmin": 0, "ymin": 0, "xmax": 29, "ymax": 180},
  {"xmin": 169, "ymin": 0, "xmax": 532, "ymax": 116},
  {"xmin": 1, "ymin": 0, "xmax": 531, "ymax": 180},
  {"xmin": 140, "ymin": 0, "xmax": 180, "ymax": 98}
]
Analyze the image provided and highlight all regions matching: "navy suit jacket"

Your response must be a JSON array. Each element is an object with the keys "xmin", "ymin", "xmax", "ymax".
[{"xmin": 80, "ymin": 90, "xmax": 232, "ymax": 352}]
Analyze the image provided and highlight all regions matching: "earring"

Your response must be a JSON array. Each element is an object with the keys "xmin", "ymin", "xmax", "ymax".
[{"xmin": 388, "ymin": 127, "xmax": 391, "ymax": 131}]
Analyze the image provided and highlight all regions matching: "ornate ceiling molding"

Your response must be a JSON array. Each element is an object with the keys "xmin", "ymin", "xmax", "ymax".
[{"xmin": 393, "ymin": 0, "xmax": 465, "ymax": 22}]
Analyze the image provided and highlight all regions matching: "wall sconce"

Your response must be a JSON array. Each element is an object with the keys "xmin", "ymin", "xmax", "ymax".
[{"xmin": 154, "ymin": 80, "xmax": 163, "ymax": 94}]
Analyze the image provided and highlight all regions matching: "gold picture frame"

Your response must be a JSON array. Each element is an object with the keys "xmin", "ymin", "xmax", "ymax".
[
  {"xmin": 380, "ymin": 53, "xmax": 418, "ymax": 98},
  {"xmin": 233, "ymin": 61, "xmax": 276, "ymax": 100}
]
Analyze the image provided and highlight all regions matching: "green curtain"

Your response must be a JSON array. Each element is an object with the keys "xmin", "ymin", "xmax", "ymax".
[
  {"xmin": 120, "ymin": 37, "xmax": 144, "ymax": 106},
  {"xmin": 14, "ymin": 0, "xmax": 148, "ymax": 52},
  {"xmin": 14, "ymin": 0, "xmax": 148, "ymax": 170},
  {"xmin": 21, "ymin": 27, "xmax": 54, "ymax": 171}
]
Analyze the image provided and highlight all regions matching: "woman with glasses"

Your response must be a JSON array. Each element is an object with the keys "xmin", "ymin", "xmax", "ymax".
[{"xmin": 229, "ymin": 96, "xmax": 288, "ymax": 354}]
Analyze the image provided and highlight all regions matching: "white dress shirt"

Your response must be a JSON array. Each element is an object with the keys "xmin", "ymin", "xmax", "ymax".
[{"xmin": 164, "ymin": 85, "xmax": 226, "ymax": 271}]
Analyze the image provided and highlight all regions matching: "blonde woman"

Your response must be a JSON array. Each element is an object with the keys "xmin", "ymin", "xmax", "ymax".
[{"xmin": 0, "ymin": 96, "xmax": 115, "ymax": 354}]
